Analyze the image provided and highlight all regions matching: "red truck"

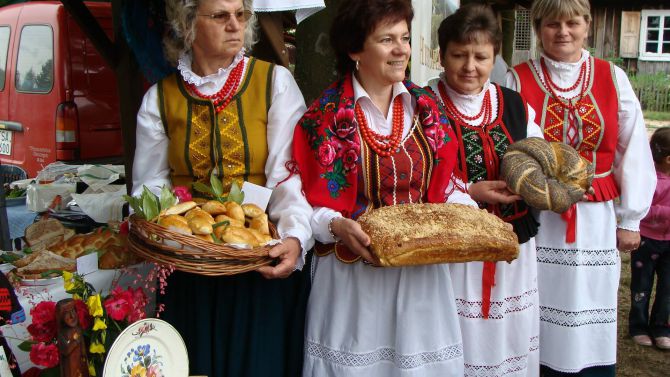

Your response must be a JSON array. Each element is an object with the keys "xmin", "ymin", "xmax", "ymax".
[{"xmin": 0, "ymin": 1, "xmax": 122, "ymax": 178}]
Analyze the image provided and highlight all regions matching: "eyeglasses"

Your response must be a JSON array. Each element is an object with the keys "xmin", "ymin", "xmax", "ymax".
[{"xmin": 197, "ymin": 9, "xmax": 253, "ymax": 24}]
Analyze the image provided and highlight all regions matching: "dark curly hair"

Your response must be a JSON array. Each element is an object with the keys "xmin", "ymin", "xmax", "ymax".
[{"xmin": 330, "ymin": 0, "xmax": 413, "ymax": 76}]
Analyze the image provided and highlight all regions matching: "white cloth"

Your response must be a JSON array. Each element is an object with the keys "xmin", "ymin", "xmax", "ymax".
[
  {"xmin": 427, "ymin": 77, "xmax": 541, "ymax": 377},
  {"xmin": 253, "ymin": 0, "xmax": 325, "ymax": 23},
  {"xmin": 505, "ymin": 49, "xmax": 656, "ymax": 372},
  {"xmin": 132, "ymin": 52, "xmax": 314, "ymax": 269},
  {"xmin": 304, "ymin": 75, "xmax": 466, "ymax": 376}
]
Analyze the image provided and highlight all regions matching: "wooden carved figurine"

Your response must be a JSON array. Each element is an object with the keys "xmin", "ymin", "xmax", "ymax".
[{"xmin": 56, "ymin": 299, "xmax": 89, "ymax": 377}]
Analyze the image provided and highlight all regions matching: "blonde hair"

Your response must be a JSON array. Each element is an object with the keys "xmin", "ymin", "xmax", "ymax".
[
  {"xmin": 531, "ymin": 0, "xmax": 591, "ymax": 47},
  {"xmin": 163, "ymin": 0, "xmax": 258, "ymax": 65}
]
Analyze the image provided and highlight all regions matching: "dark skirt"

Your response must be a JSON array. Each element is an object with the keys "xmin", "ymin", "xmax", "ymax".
[
  {"xmin": 160, "ymin": 262, "xmax": 311, "ymax": 377},
  {"xmin": 540, "ymin": 365, "xmax": 615, "ymax": 377}
]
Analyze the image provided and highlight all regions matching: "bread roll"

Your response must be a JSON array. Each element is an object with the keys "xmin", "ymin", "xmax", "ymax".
[
  {"xmin": 501, "ymin": 137, "xmax": 594, "ymax": 213},
  {"xmin": 195, "ymin": 234, "xmax": 214, "ymax": 242},
  {"xmin": 248, "ymin": 228, "xmax": 273, "ymax": 245},
  {"xmin": 188, "ymin": 212, "xmax": 215, "ymax": 235},
  {"xmin": 241, "ymin": 203, "xmax": 264, "ymax": 218},
  {"xmin": 163, "ymin": 201, "xmax": 197, "ymax": 216},
  {"xmin": 158, "ymin": 215, "xmax": 192, "ymax": 235},
  {"xmin": 224, "ymin": 201, "xmax": 245, "ymax": 222},
  {"xmin": 221, "ymin": 226, "xmax": 258, "ymax": 246},
  {"xmin": 214, "ymin": 214, "xmax": 244, "ymax": 228},
  {"xmin": 249, "ymin": 214, "xmax": 270, "ymax": 235},
  {"xmin": 201, "ymin": 200, "xmax": 228, "ymax": 215},
  {"xmin": 357, "ymin": 203, "xmax": 519, "ymax": 266}
]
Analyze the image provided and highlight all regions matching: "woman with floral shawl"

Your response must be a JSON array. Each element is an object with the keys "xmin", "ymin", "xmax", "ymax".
[{"xmin": 293, "ymin": 0, "xmax": 472, "ymax": 375}]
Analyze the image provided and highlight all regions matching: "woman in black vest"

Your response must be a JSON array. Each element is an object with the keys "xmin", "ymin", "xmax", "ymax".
[{"xmin": 426, "ymin": 3, "xmax": 542, "ymax": 376}]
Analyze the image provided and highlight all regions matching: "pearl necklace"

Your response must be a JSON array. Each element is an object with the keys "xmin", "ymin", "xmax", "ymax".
[
  {"xmin": 355, "ymin": 97, "xmax": 404, "ymax": 157},
  {"xmin": 184, "ymin": 59, "xmax": 245, "ymax": 113}
]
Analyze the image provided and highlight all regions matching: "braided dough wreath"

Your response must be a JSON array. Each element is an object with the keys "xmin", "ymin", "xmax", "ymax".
[{"xmin": 500, "ymin": 137, "xmax": 594, "ymax": 213}]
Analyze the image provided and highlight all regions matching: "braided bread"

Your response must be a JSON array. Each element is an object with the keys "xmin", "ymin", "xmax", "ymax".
[{"xmin": 500, "ymin": 137, "xmax": 594, "ymax": 213}]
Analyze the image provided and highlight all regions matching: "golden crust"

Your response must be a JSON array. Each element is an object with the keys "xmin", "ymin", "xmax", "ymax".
[{"xmin": 357, "ymin": 203, "xmax": 519, "ymax": 266}]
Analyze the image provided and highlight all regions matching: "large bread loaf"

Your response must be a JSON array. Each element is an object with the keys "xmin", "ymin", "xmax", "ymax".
[
  {"xmin": 501, "ymin": 137, "xmax": 594, "ymax": 213},
  {"xmin": 357, "ymin": 203, "xmax": 519, "ymax": 267}
]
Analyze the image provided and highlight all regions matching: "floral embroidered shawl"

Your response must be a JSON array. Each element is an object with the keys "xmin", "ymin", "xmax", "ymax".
[{"xmin": 293, "ymin": 73, "xmax": 458, "ymax": 216}]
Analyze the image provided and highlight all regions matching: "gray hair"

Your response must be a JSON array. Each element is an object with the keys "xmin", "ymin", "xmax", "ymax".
[{"xmin": 163, "ymin": 0, "xmax": 258, "ymax": 65}]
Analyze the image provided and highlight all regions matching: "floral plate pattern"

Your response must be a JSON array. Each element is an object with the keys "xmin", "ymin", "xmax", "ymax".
[{"xmin": 103, "ymin": 318, "xmax": 188, "ymax": 377}]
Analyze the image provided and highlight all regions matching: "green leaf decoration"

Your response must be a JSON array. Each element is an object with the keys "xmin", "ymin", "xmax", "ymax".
[
  {"xmin": 142, "ymin": 186, "xmax": 160, "ymax": 220},
  {"xmin": 193, "ymin": 182, "xmax": 214, "ymax": 196},
  {"xmin": 210, "ymin": 174, "xmax": 224, "ymax": 197},
  {"xmin": 123, "ymin": 195, "xmax": 143, "ymax": 218},
  {"xmin": 17, "ymin": 340, "xmax": 35, "ymax": 352},
  {"xmin": 227, "ymin": 181, "xmax": 245, "ymax": 204},
  {"xmin": 160, "ymin": 185, "xmax": 178, "ymax": 209}
]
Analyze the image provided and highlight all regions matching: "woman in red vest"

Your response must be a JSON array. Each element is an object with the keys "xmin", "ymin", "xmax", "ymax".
[
  {"xmin": 427, "ymin": 3, "xmax": 541, "ymax": 376},
  {"xmin": 506, "ymin": 0, "xmax": 655, "ymax": 376},
  {"xmin": 132, "ymin": 0, "xmax": 313, "ymax": 376},
  {"xmin": 293, "ymin": 0, "xmax": 471, "ymax": 375}
]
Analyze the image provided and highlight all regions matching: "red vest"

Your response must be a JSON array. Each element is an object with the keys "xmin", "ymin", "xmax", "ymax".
[{"xmin": 511, "ymin": 57, "xmax": 620, "ymax": 202}]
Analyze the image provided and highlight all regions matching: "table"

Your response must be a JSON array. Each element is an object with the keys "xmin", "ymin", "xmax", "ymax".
[{"xmin": 0, "ymin": 263, "xmax": 156, "ymax": 372}]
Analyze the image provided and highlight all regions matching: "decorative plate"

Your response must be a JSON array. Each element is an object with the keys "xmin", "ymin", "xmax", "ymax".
[{"xmin": 103, "ymin": 318, "xmax": 188, "ymax": 377}]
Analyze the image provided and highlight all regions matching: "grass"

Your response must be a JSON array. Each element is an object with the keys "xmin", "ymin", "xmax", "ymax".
[
  {"xmin": 616, "ymin": 253, "xmax": 669, "ymax": 376},
  {"xmin": 643, "ymin": 111, "xmax": 670, "ymax": 122}
]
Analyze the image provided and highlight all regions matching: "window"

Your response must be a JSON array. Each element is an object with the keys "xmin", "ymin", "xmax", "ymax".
[
  {"xmin": 15, "ymin": 25, "xmax": 53, "ymax": 93},
  {"xmin": 0, "ymin": 27, "xmax": 9, "ymax": 90},
  {"xmin": 639, "ymin": 10, "xmax": 670, "ymax": 61},
  {"xmin": 514, "ymin": 9, "xmax": 532, "ymax": 50}
]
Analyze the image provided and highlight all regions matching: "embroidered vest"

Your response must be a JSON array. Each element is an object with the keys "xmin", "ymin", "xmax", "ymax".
[
  {"xmin": 448, "ymin": 85, "xmax": 538, "ymax": 244},
  {"xmin": 511, "ymin": 57, "xmax": 620, "ymax": 202},
  {"xmin": 315, "ymin": 122, "xmax": 435, "ymax": 263},
  {"xmin": 157, "ymin": 58, "xmax": 274, "ymax": 192}
]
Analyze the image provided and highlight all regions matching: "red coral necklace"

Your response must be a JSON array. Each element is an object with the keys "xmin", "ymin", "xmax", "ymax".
[
  {"xmin": 355, "ymin": 97, "xmax": 404, "ymax": 157},
  {"xmin": 438, "ymin": 80, "xmax": 492, "ymax": 127},
  {"xmin": 539, "ymin": 58, "xmax": 589, "ymax": 110},
  {"xmin": 184, "ymin": 59, "xmax": 245, "ymax": 113}
]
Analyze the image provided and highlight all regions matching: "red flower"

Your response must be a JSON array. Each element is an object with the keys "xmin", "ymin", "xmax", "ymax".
[
  {"xmin": 27, "ymin": 322, "xmax": 56, "ymax": 343},
  {"xmin": 172, "ymin": 186, "xmax": 192, "ymax": 203},
  {"xmin": 331, "ymin": 108, "xmax": 356, "ymax": 139},
  {"xmin": 74, "ymin": 299, "xmax": 92, "ymax": 330},
  {"xmin": 342, "ymin": 141, "xmax": 359, "ymax": 172},
  {"xmin": 30, "ymin": 301, "xmax": 56, "ymax": 326},
  {"xmin": 317, "ymin": 140, "xmax": 338, "ymax": 167},
  {"xmin": 29, "ymin": 342, "xmax": 59, "ymax": 368},
  {"xmin": 104, "ymin": 287, "xmax": 133, "ymax": 321}
]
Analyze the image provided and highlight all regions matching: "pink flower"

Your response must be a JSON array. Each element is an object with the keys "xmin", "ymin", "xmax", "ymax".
[
  {"xmin": 172, "ymin": 186, "xmax": 192, "ymax": 203},
  {"xmin": 29, "ymin": 343, "xmax": 59, "ymax": 368},
  {"xmin": 424, "ymin": 126, "xmax": 446, "ymax": 152},
  {"xmin": 128, "ymin": 287, "xmax": 148, "ymax": 323},
  {"xmin": 331, "ymin": 108, "xmax": 356, "ymax": 139},
  {"xmin": 74, "ymin": 299, "xmax": 92, "ymax": 330},
  {"xmin": 342, "ymin": 141, "xmax": 359, "ymax": 172},
  {"xmin": 317, "ymin": 140, "xmax": 338, "ymax": 167},
  {"xmin": 104, "ymin": 287, "xmax": 134, "ymax": 321},
  {"xmin": 147, "ymin": 364, "xmax": 163, "ymax": 377}
]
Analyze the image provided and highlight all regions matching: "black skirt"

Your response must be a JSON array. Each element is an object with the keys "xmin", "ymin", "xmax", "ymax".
[{"xmin": 160, "ymin": 259, "xmax": 311, "ymax": 377}]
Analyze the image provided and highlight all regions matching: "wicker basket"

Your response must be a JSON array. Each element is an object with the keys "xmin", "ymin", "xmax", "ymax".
[{"xmin": 127, "ymin": 214, "xmax": 277, "ymax": 276}]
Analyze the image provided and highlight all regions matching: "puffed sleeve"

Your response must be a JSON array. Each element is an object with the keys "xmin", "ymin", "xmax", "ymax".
[
  {"xmin": 612, "ymin": 66, "xmax": 656, "ymax": 231},
  {"xmin": 265, "ymin": 65, "xmax": 314, "ymax": 269},
  {"xmin": 504, "ymin": 70, "xmax": 520, "ymax": 92},
  {"xmin": 132, "ymin": 84, "xmax": 171, "ymax": 197}
]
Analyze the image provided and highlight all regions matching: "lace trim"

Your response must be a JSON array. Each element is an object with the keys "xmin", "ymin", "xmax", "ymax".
[
  {"xmin": 456, "ymin": 288, "xmax": 537, "ymax": 320},
  {"xmin": 463, "ymin": 335, "xmax": 540, "ymax": 377},
  {"xmin": 305, "ymin": 340, "xmax": 463, "ymax": 369},
  {"xmin": 177, "ymin": 49, "xmax": 246, "ymax": 85},
  {"xmin": 540, "ymin": 306, "xmax": 617, "ymax": 327},
  {"xmin": 536, "ymin": 246, "xmax": 619, "ymax": 267}
]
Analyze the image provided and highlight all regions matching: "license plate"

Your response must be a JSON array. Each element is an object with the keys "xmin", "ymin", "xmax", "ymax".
[{"xmin": 0, "ymin": 129, "xmax": 12, "ymax": 155}]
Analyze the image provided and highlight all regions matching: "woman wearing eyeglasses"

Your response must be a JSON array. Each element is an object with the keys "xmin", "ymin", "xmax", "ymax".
[{"xmin": 132, "ymin": 1, "xmax": 313, "ymax": 376}]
